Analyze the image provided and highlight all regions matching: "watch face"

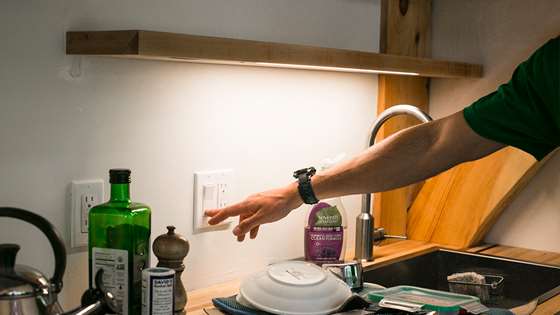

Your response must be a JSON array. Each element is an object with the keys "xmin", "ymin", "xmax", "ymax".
[
  {"xmin": 308, "ymin": 167, "xmax": 317, "ymax": 176},
  {"xmin": 294, "ymin": 168, "xmax": 308, "ymax": 178},
  {"xmin": 294, "ymin": 167, "xmax": 316, "ymax": 178}
]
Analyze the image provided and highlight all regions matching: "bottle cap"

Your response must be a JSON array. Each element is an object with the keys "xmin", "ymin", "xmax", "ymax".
[{"xmin": 109, "ymin": 169, "xmax": 131, "ymax": 184}]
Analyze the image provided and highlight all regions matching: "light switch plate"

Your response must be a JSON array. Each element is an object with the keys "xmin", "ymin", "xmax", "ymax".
[
  {"xmin": 193, "ymin": 169, "xmax": 233, "ymax": 233},
  {"xmin": 70, "ymin": 179, "xmax": 103, "ymax": 249}
]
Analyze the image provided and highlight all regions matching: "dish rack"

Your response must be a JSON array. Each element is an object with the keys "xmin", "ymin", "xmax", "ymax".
[{"xmin": 448, "ymin": 274, "xmax": 504, "ymax": 304}]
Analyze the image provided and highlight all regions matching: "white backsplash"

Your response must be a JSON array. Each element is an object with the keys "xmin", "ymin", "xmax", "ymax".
[{"xmin": 0, "ymin": 0, "xmax": 380, "ymax": 308}]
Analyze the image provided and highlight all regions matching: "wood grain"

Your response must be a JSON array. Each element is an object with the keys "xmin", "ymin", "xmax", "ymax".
[
  {"xmin": 380, "ymin": 0, "xmax": 432, "ymax": 56},
  {"xmin": 465, "ymin": 243, "xmax": 497, "ymax": 253},
  {"xmin": 348, "ymin": 239, "xmax": 437, "ymax": 269},
  {"xmin": 374, "ymin": 0, "xmax": 431, "ymax": 235},
  {"xmin": 533, "ymin": 296, "xmax": 560, "ymax": 315},
  {"xmin": 481, "ymin": 245, "xmax": 560, "ymax": 266},
  {"xmin": 66, "ymin": 30, "xmax": 482, "ymax": 78},
  {"xmin": 187, "ymin": 278, "xmax": 241, "ymax": 314},
  {"xmin": 407, "ymin": 147, "xmax": 540, "ymax": 248}
]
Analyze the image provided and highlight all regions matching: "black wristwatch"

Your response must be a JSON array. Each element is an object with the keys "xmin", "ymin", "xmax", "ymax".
[{"xmin": 293, "ymin": 167, "xmax": 319, "ymax": 204}]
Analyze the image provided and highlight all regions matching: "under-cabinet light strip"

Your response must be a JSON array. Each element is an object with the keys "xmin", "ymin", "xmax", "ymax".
[
  {"xmin": 173, "ymin": 57, "xmax": 420, "ymax": 76},
  {"xmin": 253, "ymin": 62, "xmax": 420, "ymax": 76}
]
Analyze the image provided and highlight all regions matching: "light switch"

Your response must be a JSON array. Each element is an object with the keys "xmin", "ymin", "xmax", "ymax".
[
  {"xmin": 203, "ymin": 184, "xmax": 218, "ymax": 210},
  {"xmin": 193, "ymin": 169, "xmax": 233, "ymax": 233}
]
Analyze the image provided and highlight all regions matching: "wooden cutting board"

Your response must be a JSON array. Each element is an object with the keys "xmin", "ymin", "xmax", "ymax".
[{"xmin": 407, "ymin": 146, "xmax": 542, "ymax": 248}]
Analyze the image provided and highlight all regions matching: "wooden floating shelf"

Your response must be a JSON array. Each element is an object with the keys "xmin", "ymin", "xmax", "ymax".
[{"xmin": 66, "ymin": 30, "xmax": 482, "ymax": 78}]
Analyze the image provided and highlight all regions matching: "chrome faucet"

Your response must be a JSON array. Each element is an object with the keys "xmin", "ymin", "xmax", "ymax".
[{"xmin": 354, "ymin": 104, "xmax": 432, "ymax": 262}]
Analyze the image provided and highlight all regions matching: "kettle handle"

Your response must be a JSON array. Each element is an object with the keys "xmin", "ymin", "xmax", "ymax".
[{"xmin": 0, "ymin": 207, "xmax": 67, "ymax": 293}]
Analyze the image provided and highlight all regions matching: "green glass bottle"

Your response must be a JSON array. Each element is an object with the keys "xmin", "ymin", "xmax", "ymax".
[{"xmin": 88, "ymin": 169, "xmax": 151, "ymax": 315}]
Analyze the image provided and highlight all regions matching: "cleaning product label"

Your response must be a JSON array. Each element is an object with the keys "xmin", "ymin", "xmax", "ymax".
[
  {"xmin": 305, "ymin": 202, "xmax": 344, "ymax": 263},
  {"xmin": 92, "ymin": 247, "xmax": 129, "ymax": 315}
]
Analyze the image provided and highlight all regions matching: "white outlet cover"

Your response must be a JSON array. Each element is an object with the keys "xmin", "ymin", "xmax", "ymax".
[
  {"xmin": 193, "ymin": 169, "xmax": 233, "ymax": 233},
  {"xmin": 70, "ymin": 179, "xmax": 103, "ymax": 249}
]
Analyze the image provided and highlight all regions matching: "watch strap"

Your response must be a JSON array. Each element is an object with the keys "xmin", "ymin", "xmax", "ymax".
[{"xmin": 293, "ymin": 167, "xmax": 319, "ymax": 204}]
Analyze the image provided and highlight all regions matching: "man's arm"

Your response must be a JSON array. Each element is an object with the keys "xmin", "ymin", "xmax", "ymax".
[
  {"xmin": 206, "ymin": 111, "xmax": 505, "ymax": 241},
  {"xmin": 312, "ymin": 111, "xmax": 504, "ymax": 199}
]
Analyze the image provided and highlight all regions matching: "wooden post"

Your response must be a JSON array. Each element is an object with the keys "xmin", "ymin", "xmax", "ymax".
[{"xmin": 374, "ymin": 0, "xmax": 432, "ymax": 236}]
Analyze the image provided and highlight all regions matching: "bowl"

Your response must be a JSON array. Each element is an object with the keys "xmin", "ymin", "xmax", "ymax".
[{"xmin": 239, "ymin": 260, "xmax": 352, "ymax": 315}]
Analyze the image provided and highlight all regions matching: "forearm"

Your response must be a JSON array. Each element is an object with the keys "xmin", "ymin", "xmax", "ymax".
[
  {"xmin": 311, "ymin": 121, "xmax": 445, "ymax": 199},
  {"xmin": 207, "ymin": 112, "xmax": 504, "ymax": 239},
  {"xmin": 310, "ymin": 112, "xmax": 504, "ymax": 200}
]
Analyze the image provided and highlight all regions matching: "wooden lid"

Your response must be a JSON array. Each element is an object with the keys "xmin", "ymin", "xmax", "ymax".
[{"xmin": 152, "ymin": 226, "xmax": 190, "ymax": 261}]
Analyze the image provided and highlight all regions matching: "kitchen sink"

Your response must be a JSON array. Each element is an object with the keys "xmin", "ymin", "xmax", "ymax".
[{"xmin": 363, "ymin": 249, "xmax": 560, "ymax": 309}]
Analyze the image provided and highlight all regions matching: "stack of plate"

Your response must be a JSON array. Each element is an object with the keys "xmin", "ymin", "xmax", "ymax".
[{"xmin": 237, "ymin": 261, "xmax": 352, "ymax": 315}]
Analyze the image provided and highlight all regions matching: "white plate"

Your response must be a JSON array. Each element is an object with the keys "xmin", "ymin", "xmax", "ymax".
[
  {"xmin": 236, "ymin": 291, "xmax": 256, "ymax": 308},
  {"xmin": 240, "ymin": 261, "xmax": 352, "ymax": 315}
]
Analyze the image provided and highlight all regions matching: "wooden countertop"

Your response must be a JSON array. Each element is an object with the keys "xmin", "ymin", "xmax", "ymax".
[{"xmin": 185, "ymin": 241, "xmax": 560, "ymax": 314}]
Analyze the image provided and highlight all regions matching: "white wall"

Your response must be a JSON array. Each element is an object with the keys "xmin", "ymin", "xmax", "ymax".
[
  {"xmin": 0, "ymin": 0, "xmax": 380, "ymax": 308},
  {"xmin": 430, "ymin": 0, "xmax": 560, "ymax": 251}
]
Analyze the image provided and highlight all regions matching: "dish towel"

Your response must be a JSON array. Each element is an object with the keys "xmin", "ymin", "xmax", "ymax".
[
  {"xmin": 212, "ymin": 294, "xmax": 370, "ymax": 315},
  {"xmin": 212, "ymin": 296, "xmax": 272, "ymax": 315}
]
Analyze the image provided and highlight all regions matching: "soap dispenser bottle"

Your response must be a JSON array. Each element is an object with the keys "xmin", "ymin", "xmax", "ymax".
[{"xmin": 304, "ymin": 154, "xmax": 348, "ymax": 265}]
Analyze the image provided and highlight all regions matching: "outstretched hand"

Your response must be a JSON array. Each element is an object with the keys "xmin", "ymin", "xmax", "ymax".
[{"xmin": 205, "ymin": 182, "xmax": 302, "ymax": 241}]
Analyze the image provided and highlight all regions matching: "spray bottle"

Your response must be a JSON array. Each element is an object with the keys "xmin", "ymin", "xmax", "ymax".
[{"xmin": 304, "ymin": 154, "xmax": 348, "ymax": 264}]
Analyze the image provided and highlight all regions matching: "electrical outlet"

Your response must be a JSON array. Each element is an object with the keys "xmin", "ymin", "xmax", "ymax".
[
  {"xmin": 193, "ymin": 169, "xmax": 233, "ymax": 233},
  {"xmin": 80, "ymin": 194, "xmax": 95, "ymax": 233},
  {"xmin": 70, "ymin": 180, "xmax": 103, "ymax": 248}
]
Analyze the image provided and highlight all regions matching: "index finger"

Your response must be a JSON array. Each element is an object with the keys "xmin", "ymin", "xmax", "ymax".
[{"xmin": 205, "ymin": 201, "xmax": 251, "ymax": 225}]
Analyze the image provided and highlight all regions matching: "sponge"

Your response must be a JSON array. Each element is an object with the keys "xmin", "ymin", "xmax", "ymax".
[{"xmin": 447, "ymin": 272, "xmax": 488, "ymax": 301}]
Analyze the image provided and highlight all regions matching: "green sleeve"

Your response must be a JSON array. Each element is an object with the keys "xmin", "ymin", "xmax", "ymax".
[{"xmin": 463, "ymin": 37, "xmax": 560, "ymax": 160}]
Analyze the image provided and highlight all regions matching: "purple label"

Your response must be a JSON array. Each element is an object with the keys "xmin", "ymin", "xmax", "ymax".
[{"xmin": 304, "ymin": 226, "xmax": 344, "ymax": 263}]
